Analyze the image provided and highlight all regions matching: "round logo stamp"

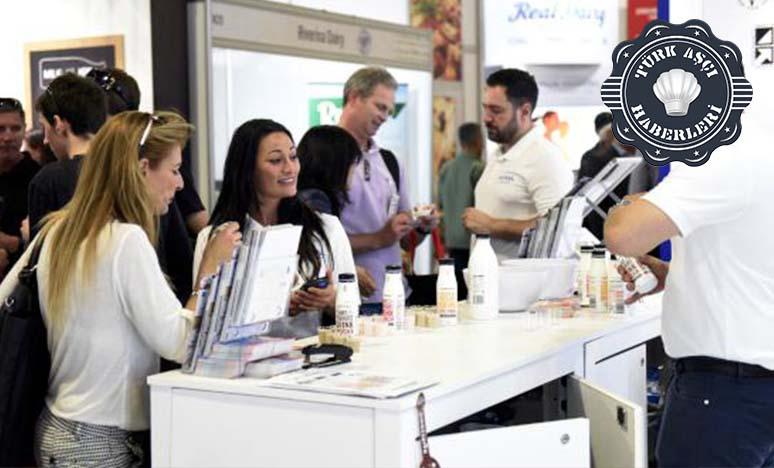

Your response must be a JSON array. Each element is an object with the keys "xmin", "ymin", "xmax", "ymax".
[{"xmin": 601, "ymin": 20, "xmax": 752, "ymax": 166}]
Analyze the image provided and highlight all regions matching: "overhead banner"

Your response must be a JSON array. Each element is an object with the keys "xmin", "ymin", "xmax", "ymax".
[
  {"xmin": 483, "ymin": 0, "xmax": 619, "ymax": 106},
  {"xmin": 211, "ymin": 0, "xmax": 432, "ymax": 71}
]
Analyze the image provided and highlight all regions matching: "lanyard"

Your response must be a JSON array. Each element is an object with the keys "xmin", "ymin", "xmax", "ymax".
[{"xmin": 362, "ymin": 149, "xmax": 400, "ymax": 216}]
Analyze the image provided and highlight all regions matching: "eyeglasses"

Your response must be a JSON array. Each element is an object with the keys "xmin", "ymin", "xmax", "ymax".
[
  {"xmin": 86, "ymin": 68, "xmax": 131, "ymax": 108},
  {"xmin": 138, "ymin": 113, "xmax": 160, "ymax": 154},
  {"xmin": 0, "ymin": 98, "xmax": 22, "ymax": 112}
]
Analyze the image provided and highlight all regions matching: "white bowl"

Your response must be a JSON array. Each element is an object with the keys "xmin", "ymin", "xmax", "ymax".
[
  {"xmin": 498, "ymin": 268, "xmax": 548, "ymax": 311},
  {"xmin": 463, "ymin": 267, "xmax": 549, "ymax": 312},
  {"xmin": 500, "ymin": 258, "xmax": 578, "ymax": 299}
]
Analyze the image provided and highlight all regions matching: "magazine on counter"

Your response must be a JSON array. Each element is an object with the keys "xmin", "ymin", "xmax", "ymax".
[{"xmin": 266, "ymin": 367, "xmax": 438, "ymax": 399}]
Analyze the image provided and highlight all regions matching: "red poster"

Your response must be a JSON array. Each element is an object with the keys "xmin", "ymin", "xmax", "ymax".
[{"xmin": 628, "ymin": 0, "xmax": 658, "ymax": 39}]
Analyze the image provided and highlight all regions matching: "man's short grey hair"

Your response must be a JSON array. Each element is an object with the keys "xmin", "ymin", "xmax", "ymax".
[{"xmin": 342, "ymin": 67, "xmax": 398, "ymax": 105}]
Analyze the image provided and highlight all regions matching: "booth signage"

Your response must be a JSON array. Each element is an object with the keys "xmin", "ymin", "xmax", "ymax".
[
  {"xmin": 23, "ymin": 35, "xmax": 123, "ymax": 126},
  {"xmin": 211, "ymin": 1, "xmax": 431, "ymax": 71},
  {"xmin": 485, "ymin": 0, "xmax": 617, "ymax": 66},
  {"xmin": 505, "ymin": 2, "xmax": 607, "ymax": 26},
  {"xmin": 308, "ymin": 96, "xmax": 406, "ymax": 126},
  {"xmin": 483, "ymin": 0, "xmax": 618, "ymax": 106}
]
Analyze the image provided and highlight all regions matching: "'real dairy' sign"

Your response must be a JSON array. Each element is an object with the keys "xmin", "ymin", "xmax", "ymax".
[
  {"xmin": 505, "ymin": 1, "xmax": 607, "ymax": 27},
  {"xmin": 485, "ymin": 0, "xmax": 617, "ymax": 67},
  {"xmin": 483, "ymin": 0, "xmax": 618, "ymax": 106},
  {"xmin": 602, "ymin": 20, "xmax": 752, "ymax": 166}
]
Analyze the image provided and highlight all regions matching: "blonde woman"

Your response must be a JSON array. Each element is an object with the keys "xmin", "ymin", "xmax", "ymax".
[{"xmin": 0, "ymin": 111, "xmax": 240, "ymax": 467}]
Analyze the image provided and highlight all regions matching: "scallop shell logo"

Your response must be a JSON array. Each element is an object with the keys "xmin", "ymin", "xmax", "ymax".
[{"xmin": 653, "ymin": 69, "xmax": 701, "ymax": 117}]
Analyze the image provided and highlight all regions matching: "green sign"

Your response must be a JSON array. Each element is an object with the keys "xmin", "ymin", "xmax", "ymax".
[{"xmin": 308, "ymin": 97, "xmax": 406, "ymax": 126}]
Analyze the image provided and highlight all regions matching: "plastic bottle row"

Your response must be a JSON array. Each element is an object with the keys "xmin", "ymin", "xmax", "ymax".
[{"xmin": 576, "ymin": 244, "xmax": 658, "ymax": 314}]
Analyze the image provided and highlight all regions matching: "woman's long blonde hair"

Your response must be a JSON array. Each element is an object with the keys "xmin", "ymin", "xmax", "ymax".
[{"xmin": 40, "ymin": 111, "xmax": 193, "ymax": 328}]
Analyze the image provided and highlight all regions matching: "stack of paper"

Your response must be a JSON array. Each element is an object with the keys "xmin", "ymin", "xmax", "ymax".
[
  {"xmin": 519, "ymin": 197, "xmax": 586, "ymax": 259},
  {"xmin": 191, "ymin": 337, "xmax": 295, "ymax": 378},
  {"xmin": 266, "ymin": 368, "xmax": 437, "ymax": 399},
  {"xmin": 182, "ymin": 217, "xmax": 302, "ymax": 377},
  {"xmin": 243, "ymin": 353, "xmax": 304, "ymax": 379}
]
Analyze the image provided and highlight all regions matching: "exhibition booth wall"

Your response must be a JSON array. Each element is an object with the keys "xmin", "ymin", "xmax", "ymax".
[{"xmin": 0, "ymin": 0, "xmax": 155, "ymax": 125}]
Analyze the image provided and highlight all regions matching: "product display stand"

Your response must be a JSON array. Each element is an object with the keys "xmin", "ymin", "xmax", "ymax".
[{"xmin": 575, "ymin": 156, "xmax": 643, "ymax": 219}]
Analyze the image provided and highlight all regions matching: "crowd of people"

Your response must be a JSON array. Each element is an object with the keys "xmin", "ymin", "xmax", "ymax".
[
  {"xmin": 0, "ymin": 63, "xmax": 580, "ymax": 464},
  {"xmin": 2, "ymin": 56, "xmax": 770, "ymax": 467}
]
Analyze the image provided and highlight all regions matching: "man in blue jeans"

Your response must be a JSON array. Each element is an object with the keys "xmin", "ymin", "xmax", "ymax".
[{"xmin": 604, "ymin": 120, "xmax": 774, "ymax": 467}]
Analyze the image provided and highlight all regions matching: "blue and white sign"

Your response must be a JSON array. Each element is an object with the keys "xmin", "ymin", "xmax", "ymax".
[{"xmin": 484, "ymin": 0, "xmax": 619, "ymax": 106}]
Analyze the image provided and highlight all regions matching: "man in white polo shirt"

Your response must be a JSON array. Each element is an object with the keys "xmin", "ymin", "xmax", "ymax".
[
  {"xmin": 463, "ymin": 68, "xmax": 573, "ymax": 260},
  {"xmin": 605, "ymin": 120, "xmax": 774, "ymax": 467}
]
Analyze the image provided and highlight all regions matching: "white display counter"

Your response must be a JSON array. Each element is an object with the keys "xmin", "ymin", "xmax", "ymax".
[{"xmin": 148, "ymin": 295, "xmax": 661, "ymax": 467}]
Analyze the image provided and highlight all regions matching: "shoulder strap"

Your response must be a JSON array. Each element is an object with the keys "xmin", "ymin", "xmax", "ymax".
[
  {"xmin": 26, "ymin": 235, "xmax": 46, "ymax": 270},
  {"xmin": 379, "ymin": 149, "xmax": 400, "ymax": 190},
  {"xmin": 17, "ymin": 234, "xmax": 46, "ymax": 289}
]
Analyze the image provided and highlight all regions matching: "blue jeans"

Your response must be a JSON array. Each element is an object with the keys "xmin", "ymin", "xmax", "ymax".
[{"xmin": 656, "ymin": 367, "xmax": 774, "ymax": 467}]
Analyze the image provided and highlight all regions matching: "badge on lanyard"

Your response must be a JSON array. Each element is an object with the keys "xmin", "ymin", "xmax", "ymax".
[{"xmin": 387, "ymin": 193, "xmax": 400, "ymax": 217}]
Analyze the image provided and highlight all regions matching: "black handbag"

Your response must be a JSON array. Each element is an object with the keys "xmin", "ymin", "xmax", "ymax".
[{"xmin": 0, "ymin": 238, "xmax": 50, "ymax": 466}]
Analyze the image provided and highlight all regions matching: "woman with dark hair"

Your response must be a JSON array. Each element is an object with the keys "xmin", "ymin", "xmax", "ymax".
[
  {"xmin": 296, "ymin": 125, "xmax": 376, "ymax": 298},
  {"xmin": 296, "ymin": 125, "xmax": 361, "ymax": 216},
  {"xmin": 193, "ymin": 119, "xmax": 357, "ymax": 338}
]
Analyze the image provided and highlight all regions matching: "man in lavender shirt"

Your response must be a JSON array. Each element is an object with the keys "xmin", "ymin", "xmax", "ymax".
[{"xmin": 338, "ymin": 67, "xmax": 437, "ymax": 304}]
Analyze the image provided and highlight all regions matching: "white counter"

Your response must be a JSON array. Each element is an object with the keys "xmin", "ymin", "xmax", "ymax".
[{"xmin": 149, "ymin": 295, "xmax": 661, "ymax": 467}]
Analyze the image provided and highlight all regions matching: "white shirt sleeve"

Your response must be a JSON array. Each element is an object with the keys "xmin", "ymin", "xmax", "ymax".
[
  {"xmin": 643, "ymin": 158, "xmax": 753, "ymax": 238},
  {"xmin": 192, "ymin": 226, "xmax": 212, "ymax": 286},
  {"xmin": 528, "ymin": 145, "xmax": 574, "ymax": 215},
  {"xmin": 114, "ymin": 227, "xmax": 193, "ymax": 363}
]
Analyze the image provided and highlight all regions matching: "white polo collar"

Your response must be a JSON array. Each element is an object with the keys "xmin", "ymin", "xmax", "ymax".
[{"xmin": 495, "ymin": 126, "xmax": 542, "ymax": 162}]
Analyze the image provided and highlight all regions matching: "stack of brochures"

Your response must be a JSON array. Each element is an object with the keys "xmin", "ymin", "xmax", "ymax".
[
  {"xmin": 518, "ymin": 197, "xmax": 586, "ymax": 259},
  {"xmin": 517, "ymin": 157, "xmax": 644, "ymax": 259},
  {"xmin": 181, "ymin": 217, "xmax": 303, "ymax": 378},
  {"xmin": 243, "ymin": 353, "xmax": 304, "ymax": 379}
]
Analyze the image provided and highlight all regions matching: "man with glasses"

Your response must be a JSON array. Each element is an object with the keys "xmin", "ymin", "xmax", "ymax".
[
  {"xmin": 463, "ymin": 68, "xmax": 573, "ymax": 260},
  {"xmin": 27, "ymin": 73, "xmax": 106, "ymax": 239},
  {"xmin": 337, "ymin": 66, "xmax": 438, "ymax": 306},
  {"xmin": 0, "ymin": 98, "xmax": 39, "ymax": 277}
]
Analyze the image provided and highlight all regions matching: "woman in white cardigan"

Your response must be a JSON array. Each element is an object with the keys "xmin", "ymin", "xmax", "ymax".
[
  {"xmin": 194, "ymin": 119, "xmax": 357, "ymax": 339},
  {"xmin": 0, "ymin": 111, "xmax": 240, "ymax": 467}
]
